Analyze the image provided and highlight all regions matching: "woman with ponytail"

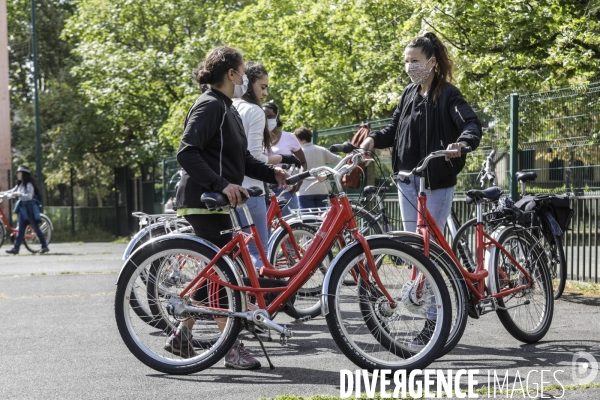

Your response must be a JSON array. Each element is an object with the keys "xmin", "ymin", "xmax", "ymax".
[
  {"xmin": 360, "ymin": 32, "xmax": 482, "ymax": 234},
  {"xmin": 171, "ymin": 46, "xmax": 289, "ymax": 370}
]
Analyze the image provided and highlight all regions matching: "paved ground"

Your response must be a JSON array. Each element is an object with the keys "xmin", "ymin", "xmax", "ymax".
[{"xmin": 0, "ymin": 243, "xmax": 599, "ymax": 399}]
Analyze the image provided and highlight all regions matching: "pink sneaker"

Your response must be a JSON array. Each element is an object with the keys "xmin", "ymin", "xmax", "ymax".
[{"xmin": 224, "ymin": 341, "xmax": 261, "ymax": 370}]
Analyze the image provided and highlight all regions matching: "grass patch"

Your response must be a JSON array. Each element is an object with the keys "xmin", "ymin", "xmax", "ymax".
[
  {"xmin": 111, "ymin": 236, "xmax": 130, "ymax": 244},
  {"xmin": 267, "ymin": 382, "xmax": 600, "ymax": 399},
  {"xmin": 51, "ymin": 225, "xmax": 120, "ymax": 243},
  {"xmin": 563, "ymin": 280, "xmax": 600, "ymax": 297}
]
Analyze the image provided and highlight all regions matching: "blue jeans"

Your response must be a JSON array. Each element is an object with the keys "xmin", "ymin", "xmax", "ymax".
[
  {"xmin": 236, "ymin": 196, "xmax": 269, "ymax": 268},
  {"xmin": 272, "ymin": 188, "xmax": 299, "ymax": 217},
  {"xmin": 298, "ymin": 194, "xmax": 328, "ymax": 209},
  {"xmin": 396, "ymin": 175, "xmax": 454, "ymax": 234},
  {"xmin": 397, "ymin": 175, "xmax": 454, "ymax": 321},
  {"xmin": 13, "ymin": 216, "xmax": 48, "ymax": 250}
]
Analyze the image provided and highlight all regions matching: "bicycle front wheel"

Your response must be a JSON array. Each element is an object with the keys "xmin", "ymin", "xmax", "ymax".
[
  {"xmin": 492, "ymin": 227, "xmax": 554, "ymax": 343},
  {"xmin": 325, "ymin": 238, "xmax": 451, "ymax": 372},
  {"xmin": 391, "ymin": 233, "xmax": 468, "ymax": 358},
  {"xmin": 23, "ymin": 214, "xmax": 53, "ymax": 253},
  {"xmin": 115, "ymin": 238, "xmax": 242, "ymax": 374}
]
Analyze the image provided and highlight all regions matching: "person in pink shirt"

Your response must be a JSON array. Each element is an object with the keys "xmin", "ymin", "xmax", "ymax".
[{"xmin": 263, "ymin": 101, "xmax": 307, "ymax": 216}]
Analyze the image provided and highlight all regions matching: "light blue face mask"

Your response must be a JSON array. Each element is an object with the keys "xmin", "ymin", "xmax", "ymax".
[
  {"xmin": 232, "ymin": 71, "xmax": 248, "ymax": 98},
  {"xmin": 266, "ymin": 108, "xmax": 279, "ymax": 132}
]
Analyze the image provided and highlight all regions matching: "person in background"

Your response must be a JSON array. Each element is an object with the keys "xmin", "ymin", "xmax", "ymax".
[
  {"xmin": 293, "ymin": 126, "xmax": 342, "ymax": 209},
  {"xmin": 5, "ymin": 165, "xmax": 49, "ymax": 255},
  {"xmin": 171, "ymin": 46, "xmax": 288, "ymax": 370},
  {"xmin": 263, "ymin": 101, "xmax": 307, "ymax": 216},
  {"xmin": 233, "ymin": 62, "xmax": 301, "ymax": 268}
]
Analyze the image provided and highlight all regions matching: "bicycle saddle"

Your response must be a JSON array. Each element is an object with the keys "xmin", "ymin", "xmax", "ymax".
[
  {"xmin": 363, "ymin": 186, "xmax": 389, "ymax": 195},
  {"xmin": 516, "ymin": 171, "xmax": 537, "ymax": 182},
  {"xmin": 201, "ymin": 187, "xmax": 264, "ymax": 210},
  {"xmin": 466, "ymin": 186, "xmax": 504, "ymax": 204}
]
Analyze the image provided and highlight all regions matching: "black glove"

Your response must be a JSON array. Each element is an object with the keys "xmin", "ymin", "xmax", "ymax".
[{"xmin": 280, "ymin": 154, "xmax": 301, "ymax": 168}]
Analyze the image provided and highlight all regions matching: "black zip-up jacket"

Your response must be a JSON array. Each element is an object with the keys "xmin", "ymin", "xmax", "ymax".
[
  {"xmin": 369, "ymin": 81, "xmax": 482, "ymax": 190},
  {"xmin": 175, "ymin": 88, "xmax": 276, "ymax": 209}
]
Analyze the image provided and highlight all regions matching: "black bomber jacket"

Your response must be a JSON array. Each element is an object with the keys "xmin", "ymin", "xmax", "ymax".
[
  {"xmin": 175, "ymin": 88, "xmax": 276, "ymax": 209},
  {"xmin": 369, "ymin": 80, "xmax": 482, "ymax": 190}
]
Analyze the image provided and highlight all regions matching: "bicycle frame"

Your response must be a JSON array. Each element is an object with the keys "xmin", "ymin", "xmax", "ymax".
[
  {"xmin": 395, "ymin": 151, "xmax": 534, "ymax": 305},
  {"xmin": 176, "ymin": 154, "xmax": 397, "ymax": 319}
]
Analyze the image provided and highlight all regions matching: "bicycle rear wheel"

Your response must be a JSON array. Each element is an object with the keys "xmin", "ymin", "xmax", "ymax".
[
  {"xmin": 0, "ymin": 223, "xmax": 5, "ymax": 248},
  {"xmin": 23, "ymin": 214, "xmax": 52, "ymax": 253},
  {"xmin": 268, "ymin": 222, "xmax": 332, "ymax": 319},
  {"xmin": 115, "ymin": 238, "xmax": 242, "ymax": 374},
  {"xmin": 325, "ymin": 238, "xmax": 451, "ymax": 372},
  {"xmin": 451, "ymin": 217, "xmax": 478, "ymax": 273},
  {"xmin": 492, "ymin": 227, "xmax": 554, "ymax": 343},
  {"xmin": 538, "ymin": 213, "xmax": 567, "ymax": 300}
]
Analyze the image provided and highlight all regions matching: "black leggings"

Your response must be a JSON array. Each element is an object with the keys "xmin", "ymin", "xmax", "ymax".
[
  {"xmin": 184, "ymin": 214, "xmax": 232, "ymax": 305},
  {"xmin": 184, "ymin": 213, "xmax": 232, "ymax": 248}
]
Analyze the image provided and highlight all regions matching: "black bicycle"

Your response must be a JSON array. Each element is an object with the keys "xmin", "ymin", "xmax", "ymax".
[{"xmin": 452, "ymin": 169, "xmax": 572, "ymax": 300}]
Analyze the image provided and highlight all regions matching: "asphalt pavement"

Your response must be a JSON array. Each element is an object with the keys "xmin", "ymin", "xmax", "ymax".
[{"xmin": 0, "ymin": 242, "xmax": 599, "ymax": 399}]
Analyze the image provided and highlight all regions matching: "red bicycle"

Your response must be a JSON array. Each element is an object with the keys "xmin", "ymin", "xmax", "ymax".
[
  {"xmin": 390, "ymin": 149, "xmax": 554, "ymax": 357},
  {"xmin": 0, "ymin": 191, "xmax": 53, "ymax": 253},
  {"xmin": 115, "ymin": 148, "xmax": 453, "ymax": 375}
]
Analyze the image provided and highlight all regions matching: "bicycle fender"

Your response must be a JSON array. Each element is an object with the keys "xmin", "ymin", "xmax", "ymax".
[
  {"xmin": 122, "ymin": 222, "xmax": 194, "ymax": 260},
  {"xmin": 540, "ymin": 209, "xmax": 563, "ymax": 237},
  {"xmin": 122, "ymin": 224, "xmax": 157, "ymax": 260},
  {"xmin": 320, "ymin": 234, "xmax": 393, "ymax": 316},
  {"xmin": 116, "ymin": 234, "xmax": 247, "ymax": 311}
]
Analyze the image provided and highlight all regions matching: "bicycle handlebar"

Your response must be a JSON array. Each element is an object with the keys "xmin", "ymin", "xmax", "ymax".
[
  {"xmin": 479, "ymin": 150, "xmax": 497, "ymax": 187},
  {"xmin": 285, "ymin": 171, "xmax": 311, "ymax": 185},
  {"xmin": 392, "ymin": 147, "xmax": 472, "ymax": 182},
  {"xmin": 329, "ymin": 142, "xmax": 358, "ymax": 154}
]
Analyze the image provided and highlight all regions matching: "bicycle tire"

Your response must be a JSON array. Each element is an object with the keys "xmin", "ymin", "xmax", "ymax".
[
  {"xmin": 115, "ymin": 238, "xmax": 242, "ymax": 375},
  {"xmin": 352, "ymin": 205, "xmax": 384, "ymax": 236},
  {"xmin": 325, "ymin": 238, "xmax": 451, "ymax": 372},
  {"xmin": 538, "ymin": 213, "xmax": 567, "ymax": 300},
  {"xmin": 451, "ymin": 217, "xmax": 478, "ymax": 273},
  {"xmin": 492, "ymin": 226, "xmax": 554, "ymax": 343},
  {"xmin": 126, "ymin": 224, "xmax": 173, "ymax": 325},
  {"xmin": 23, "ymin": 214, "xmax": 53, "ymax": 253},
  {"xmin": 390, "ymin": 234, "xmax": 468, "ymax": 358},
  {"xmin": 0, "ymin": 223, "xmax": 5, "ymax": 248},
  {"xmin": 267, "ymin": 222, "xmax": 332, "ymax": 319}
]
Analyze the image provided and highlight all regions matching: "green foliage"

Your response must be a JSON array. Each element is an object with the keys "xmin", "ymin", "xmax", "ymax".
[{"xmin": 7, "ymin": 0, "xmax": 600, "ymax": 204}]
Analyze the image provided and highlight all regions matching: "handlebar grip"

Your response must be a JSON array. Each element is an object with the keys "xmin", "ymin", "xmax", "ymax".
[
  {"xmin": 285, "ymin": 171, "xmax": 311, "ymax": 185},
  {"xmin": 461, "ymin": 146, "xmax": 472, "ymax": 154},
  {"xmin": 329, "ymin": 142, "xmax": 357, "ymax": 154}
]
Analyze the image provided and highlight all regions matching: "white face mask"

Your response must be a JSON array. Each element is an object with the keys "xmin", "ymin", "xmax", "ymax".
[
  {"xmin": 267, "ymin": 118, "xmax": 278, "ymax": 132},
  {"xmin": 232, "ymin": 72, "xmax": 248, "ymax": 98}
]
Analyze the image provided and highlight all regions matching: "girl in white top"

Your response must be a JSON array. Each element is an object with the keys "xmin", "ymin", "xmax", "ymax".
[
  {"xmin": 232, "ymin": 62, "xmax": 301, "ymax": 267},
  {"xmin": 5, "ymin": 165, "xmax": 49, "ymax": 254}
]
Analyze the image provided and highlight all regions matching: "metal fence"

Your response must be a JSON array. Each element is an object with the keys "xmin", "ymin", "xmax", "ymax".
[{"xmin": 315, "ymin": 81, "xmax": 600, "ymax": 283}]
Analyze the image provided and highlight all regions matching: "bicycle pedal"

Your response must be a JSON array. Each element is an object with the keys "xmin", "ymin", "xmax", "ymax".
[
  {"xmin": 290, "ymin": 316, "xmax": 312, "ymax": 325},
  {"xmin": 476, "ymin": 297, "xmax": 499, "ymax": 315}
]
